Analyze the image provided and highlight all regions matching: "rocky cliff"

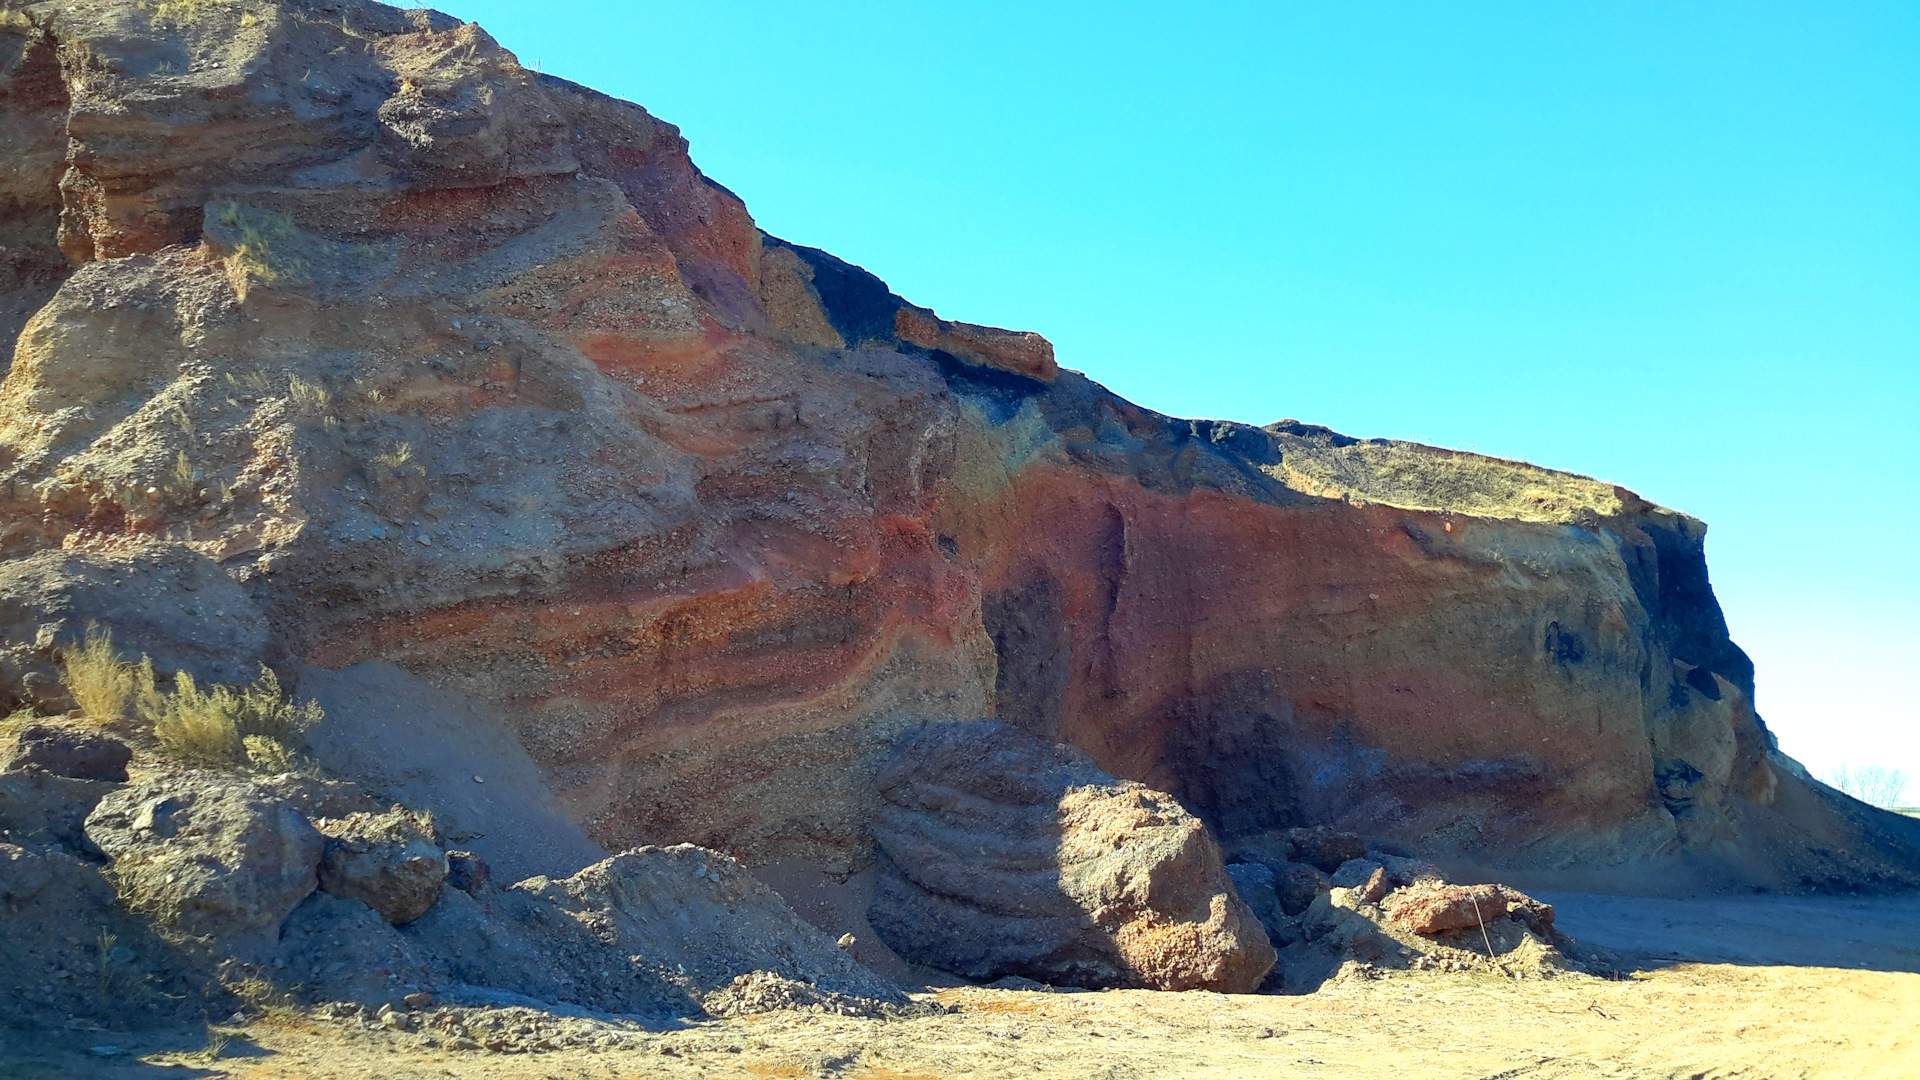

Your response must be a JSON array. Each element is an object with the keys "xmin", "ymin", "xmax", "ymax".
[{"xmin": 1, "ymin": 0, "xmax": 1913, "ymax": 895}]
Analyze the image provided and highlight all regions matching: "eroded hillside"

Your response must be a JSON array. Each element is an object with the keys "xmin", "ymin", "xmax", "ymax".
[{"xmin": 1, "ymin": 0, "xmax": 1914, "ymax": 899}]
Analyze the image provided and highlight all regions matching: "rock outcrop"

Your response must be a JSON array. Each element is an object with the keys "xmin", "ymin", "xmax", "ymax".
[
  {"xmin": 0, "ymin": 0, "xmax": 1914, "ymax": 931},
  {"xmin": 315, "ymin": 805, "xmax": 447, "ymax": 925},
  {"xmin": 868, "ymin": 721, "xmax": 1275, "ymax": 992},
  {"xmin": 84, "ymin": 772, "xmax": 327, "ymax": 953},
  {"xmin": 1, "ymin": 718, "xmax": 131, "ymax": 780}
]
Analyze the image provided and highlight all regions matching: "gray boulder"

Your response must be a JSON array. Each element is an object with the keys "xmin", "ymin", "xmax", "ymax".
[
  {"xmin": 84, "ymin": 772, "xmax": 324, "ymax": 954},
  {"xmin": 445, "ymin": 850, "xmax": 490, "ymax": 895},
  {"xmin": 867, "ymin": 720, "xmax": 1275, "ymax": 993},
  {"xmin": 2, "ymin": 721, "xmax": 131, "ymax": 781},
  {"xmin": 315, "ymin": 807, "xmax": 447, "ymax": 925},
  {"xmin": 1272, "ymin": 861, "xmax": 1330, "ymax": 916}
]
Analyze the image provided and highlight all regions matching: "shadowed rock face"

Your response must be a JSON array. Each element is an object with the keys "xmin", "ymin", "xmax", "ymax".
[{"xmin": 0, "ymin": 0, "xmax": 1914, "ymax": 893}]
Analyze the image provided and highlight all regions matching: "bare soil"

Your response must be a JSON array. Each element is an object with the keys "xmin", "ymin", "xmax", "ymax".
[{"xmin": 4, "ymin": 892, "xmax": 1916, "ymax": 1080}]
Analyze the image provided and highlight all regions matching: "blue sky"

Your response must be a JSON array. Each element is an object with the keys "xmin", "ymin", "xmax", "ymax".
[{"xmin": 438, "ymin": 1, "xmax": 1919, "ymax": 798}]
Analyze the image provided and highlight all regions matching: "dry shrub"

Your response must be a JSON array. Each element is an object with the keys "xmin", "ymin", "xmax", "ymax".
[
  {"xmin": 139, "ymin": 665, "xmax": 322, "ymax": 770},
  {"xmin": 59, "ymin": 626, "xmax": 321, "ymax": 769},
  {"xmin": 60, "ymin": 625, "xmax": 141, "ymax": 722}
]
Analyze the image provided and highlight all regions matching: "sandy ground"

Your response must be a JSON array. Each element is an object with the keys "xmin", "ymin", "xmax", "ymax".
[{"xmin": 5, "ymin": 892, "xmax": 1917, "ymax": 1080}]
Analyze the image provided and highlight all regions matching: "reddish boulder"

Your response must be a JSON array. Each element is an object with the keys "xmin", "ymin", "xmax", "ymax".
[{"xmin": 1386, "ymin": 883, "xmax": 1513, "ymax": 935}]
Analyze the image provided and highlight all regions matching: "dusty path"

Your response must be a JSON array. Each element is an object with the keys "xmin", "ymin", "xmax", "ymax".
[{"xmin": 4, "ymin": 893, "xmax": 1917, "ymax": 1080}]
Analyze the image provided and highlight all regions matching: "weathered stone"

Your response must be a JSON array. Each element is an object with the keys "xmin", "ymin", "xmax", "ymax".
[
  {"xmin": 446, "ymin": 850, "xmax": 490, "ymax": 895},
  {"xmin": 1271, "ymin": 861, "xmax": 1330, "ymax": 917},
  {"xmin": 0, "ymin": 546, "xmax": 269, "ymax": 713},
  {"xmin": 1385, "ymin": 883, "xmax": 1512, "ymax": 935},
  {"xmin": 1359, "ymin": 867, "xmax": 1392, "ymax": 904},
  {"xmin": 315, "ymin": 807, "xmax": 448, "ymax": 926},
  {"xmin": 0, "ymin": 0, "xmax": 1914, "ymax": 901},
  {"xmin": 868, "ymin": 721, "xmax": 1275, "ymax": 992},
  {"xmin": 84, "ymin": 774, "xmax": 324, "ymax": 953},
  {"xmin": 1289, "ymin": 829, "xmax": 1372, "ymax": 875},
  {"xmin": 2, "ymin": 721, "xmax": 131, "ymax": 781}
]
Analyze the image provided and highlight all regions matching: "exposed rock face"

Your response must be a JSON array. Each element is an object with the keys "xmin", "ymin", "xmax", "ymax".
[
  {"xmin": 869, "ymin": 721, "xmax": 1275, "ymax": 991},
  {"xmin": 0, "ymin": 0, "xmax": 1914, "ymax": 900},
  {"xmin": 315, "ymin": 806, "xmax": 447, "ymax": 925},
  {"xmin": 84, "ymin": 772, "xmax": 325, "ymax": 952},
  {"xmin": 0, "ymin": 544, "xmax": 268, "ymax": 710}
]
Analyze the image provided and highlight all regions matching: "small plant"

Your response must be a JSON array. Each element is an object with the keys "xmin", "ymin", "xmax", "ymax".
[
  {"xmin": 288, "ymin": 375, "xmax": 330, "ymax": 414},
  {"xmin": 139, "ymin": 664, "xmax": 322, "ymax": 770},
  {"xmin": 96, "ymin": 929, "xmax": 118, "ymax": 1003},
  {"xmin": 242, "ymin": 734, "xmax": 296, "ymax": 775},
  {"xmin": 171, "ymin": 450, "xmax": 195, "ymax": 491},
  {"xmin": 60, "ymin": 625, "xmax": 140, "ymax": 723},
  {"xmin": 146, "ymin": 0, "xmax": 233, "ymax": 29},
  {"xmin": 197, "ymin": 1025, "xmax": 231, "ymax": 1064},
  {"xmin": 375, "ymin": 441, "xmax": 414, "ymax": 468}
]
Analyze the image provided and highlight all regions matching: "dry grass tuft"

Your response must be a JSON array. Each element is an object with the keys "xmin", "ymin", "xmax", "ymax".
[
  {"xmin": 375, "ymin": 441, "xmax": 414, "ymax": 468},
  {"xmin": 288, "ymin": 375, "xmax": 330, "ymax": 415},
  {"xmin": 60, "ymin": 625, "xmax": 141, "ymax": 722}
]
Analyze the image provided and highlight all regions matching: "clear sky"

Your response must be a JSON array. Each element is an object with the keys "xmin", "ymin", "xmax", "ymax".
[{"xmin": 437, "ymin": 1, "xmax": 1919, "ymax": 800}]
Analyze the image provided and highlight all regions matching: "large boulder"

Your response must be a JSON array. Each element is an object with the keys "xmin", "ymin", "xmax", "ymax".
[
  {"xmin": 868, "ymin": 721, "xmax": 1275, "ymax": 992},
  {"xmin": 84, "ymin": 773, "xmax": 325, "ymax": 953},
  {"xmin": 315, "ymin": 807, "xmax": 448, "ymax": 925},
  {"xmin": 1, "ymin": 720, "xmax": 131, "ymax": 781}
]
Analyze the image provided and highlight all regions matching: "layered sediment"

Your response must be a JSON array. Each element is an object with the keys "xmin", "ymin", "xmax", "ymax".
[{"xmin": 1, "ymin": 0, "xmax": 1913, "ymax": 899}]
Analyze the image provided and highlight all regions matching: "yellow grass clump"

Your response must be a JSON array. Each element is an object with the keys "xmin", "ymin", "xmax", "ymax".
[
  {"xmin": 138, "ymin": 664, "xmax": 321, "ymax": 770},
  {"xmin": 56, "ymin": 626, "xmax": 321, "ymax": 770},
  {"xmin": 60, "ymin": 625, "xmax": 142, "ymax": 722}
]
